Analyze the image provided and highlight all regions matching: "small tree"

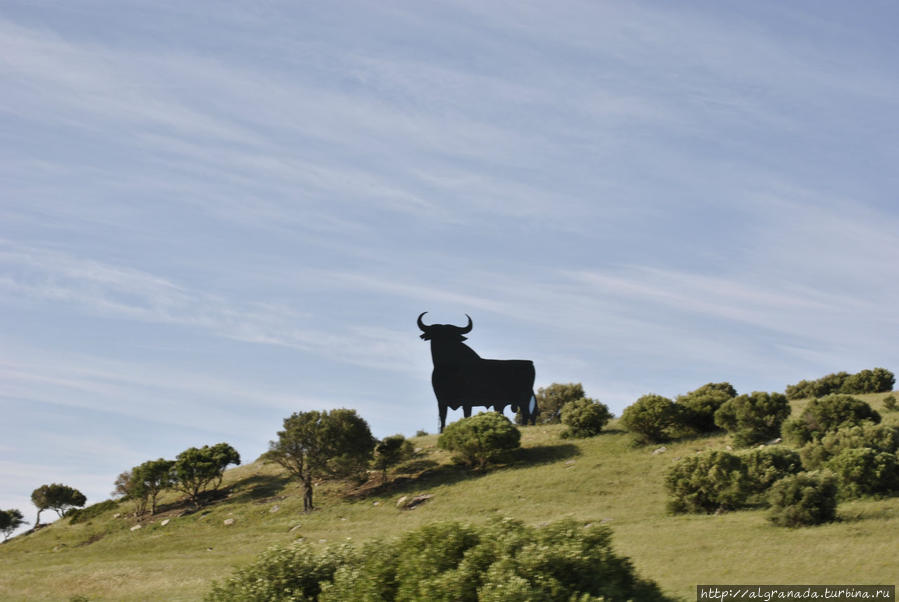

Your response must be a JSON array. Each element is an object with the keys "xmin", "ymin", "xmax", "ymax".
[
  {"xmin": 264, "ymin": 409, "xmax": 376, "ymax": 512},
  {"xmin": 883, "ymin": 395, "xmax": 898, "ymax": 412},
  {"xmin": 826, "ymin": 447, "xmax": 899, "ymax": 498},
  {"xmin": 664, "ymin": 451, "xmax": 752, "ymax": 513},
  {"xmin": 782, "ymin": 394, "xmax": 880, "ymax": 446},
  {"xmin": 132, "ymin": 458, "xmax": 175, "ymax": 515},
  {"xmin": 372, "ymin": 435, "xmax": 415, "ymax": 482},
  {"xmin": 438, "ymin": 412, "xmax": 521, "ymax": 469},
  {"xmin": 767, "ymin": 472, "xmax": 838, "ymax": 527},
  {"xmin": 171, "ymin": 443, "xmax": 241, "ymax": 509},
  {"xmin": 112, "ymin": 469, "xmax": 148, "ymax": 515},
  {"xmin": 560, "ymin": 398, "xmax": 613, "ymax": 438},
  {"xmin": 526, "ymin": 383, "xmax": 585, "ymax": 425},
  {"xmin": 714, "ymin": 391, "xmax": 790, "ymax": 447},
  {"xmin": 31, "ymin": 484, "xmax": 87, "ymax": 525},
  {"xmin": 675, "ymin": 382, "xmax": 736, "ymax": 433},
  {"xmin": 0, "ymin": 509, "xmax": 27, "ymax": 541},
  {"xmin": 620, "ymin": 394, "xmax": 678, "ymax": 444}
]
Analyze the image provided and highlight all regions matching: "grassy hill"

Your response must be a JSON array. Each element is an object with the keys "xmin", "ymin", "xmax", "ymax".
[{"xmin": 2, "ymin": 392, "xmax": 898, "ymax": 601}]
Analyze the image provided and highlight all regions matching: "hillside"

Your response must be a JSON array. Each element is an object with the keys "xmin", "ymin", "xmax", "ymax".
[{"xmin": 2, "ymin": 392, "xmax": 898, "ymax": 601}]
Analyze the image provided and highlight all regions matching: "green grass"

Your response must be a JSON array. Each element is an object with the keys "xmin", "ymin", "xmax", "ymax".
[{"xmin": 2, "ymin": 392, "xmax": 898, "ymax": 601}]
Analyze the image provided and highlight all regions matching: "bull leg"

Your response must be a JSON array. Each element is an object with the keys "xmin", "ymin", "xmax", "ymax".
[
  {"xmin": 528, "ymin": 391, "xmax": 538, "ymax": 425},
  {"xmin": 463, "ymin": 405, "xmax": 472, "ymax": 418},
  {"xmin": 439, "ymin": 402, "xmax": 447, "ymax": 433}
]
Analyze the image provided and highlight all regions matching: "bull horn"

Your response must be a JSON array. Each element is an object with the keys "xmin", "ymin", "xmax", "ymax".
[
  {"xmin": 459, "ymin": 314, "xmax": 473, "ymax": 334},
  {"xmin": 417, "ymin": 312, "xmax": 430, "ymax": 332}
]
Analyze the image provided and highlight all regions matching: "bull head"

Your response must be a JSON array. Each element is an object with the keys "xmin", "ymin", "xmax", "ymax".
[{"xmin": 417, "ymin": 312, "xmax": 473, "ymax": 341}]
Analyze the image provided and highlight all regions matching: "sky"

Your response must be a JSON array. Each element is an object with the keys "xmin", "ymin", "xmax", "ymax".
[{"xmin": 2, "ymin": 1, "xmax": 899, "ymax": 531}]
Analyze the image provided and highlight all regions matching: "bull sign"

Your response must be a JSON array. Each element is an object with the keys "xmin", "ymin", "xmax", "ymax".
[{"xmin": 417, "ymin": 312, "xmax": 538, "ymax": 432}]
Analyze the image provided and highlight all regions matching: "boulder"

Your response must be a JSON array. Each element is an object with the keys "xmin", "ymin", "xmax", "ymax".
[
  {"xmin": 399, "ymin": 494, "xmax": 433, "ymax": 510},
  {"xmin": 652, "ymin": 446, "xmax": 667, "ymax": 455},
  {"xmin": 160, "ymin": 519, "xmax": 170, "ymax": 526},
  {"xmin": 130, "ymin": 524, "xmax": 142, "ymax": 532},
  {"xmin": 223, "ymin": 518, "xmax": 235, "ymax": 526}
]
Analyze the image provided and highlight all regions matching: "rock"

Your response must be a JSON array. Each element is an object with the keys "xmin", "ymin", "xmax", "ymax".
[
  {"xmin": 398, "ymin": 494, "xmax": 434, "ymax": 510},
  {"xmin": 372, "ymin": 501, "xmax": 380, "ymax": 506},
  {"xmin": 130, "ymin": 524, "xmax": 142, "ymax": 531},
  {"xmin": 766, "ymin": 437, "xmax": 782, "ymax": 446},
  {"xmin": 725, "ymin": 445, "xmax": 733, "ymax": 451},
  {"xmin": 395, "ymin": 496, "xmax": 408, "ymax": 508},
  {"xmin": 113, "ymin": 513, "xmax": 121, "ymax": 519},
  {"xmin": 223, "ymin": 518, "xmax": 235, "ymax": 526},
  {"xmin": 652, "ymin": 446, "xmax": 667, "ymax": 455},
  {"xmin": 289, "ymin": 524, "xmax": 302, "ymax": 533},
  {"xmin": 270, "ymin": 505, "xmax": 280, "ymax": 513},
  {"xmin": 160, "ymin": 519, "xmax": 170, "ymax": 526}
]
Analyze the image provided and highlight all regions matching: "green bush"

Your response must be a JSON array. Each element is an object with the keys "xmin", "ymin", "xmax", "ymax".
[
  {"xmin": 714, "ymin": 391, "xmax": 791, "ymax": 447},
  {"xmin": 560, "ymin": 398, "xmax": 613, "ymax": 438},
  {"xmin": 527, "ymin": 382, "xmax": 586, "ymax": 424},
  {"xmin": 675, "ymin": 382, "xmax": 736, "ymax": 433},
  {"xmin": 825, "ymin": 447, "xmax": 899, "ymax": 498},
  {"xmin": 205, "ymin": 540, "xmax": 355, "ymax": 601},
  {"xmin": 785, "ymin": 368, "xmax": 895, "ymax": 400},
  {"xmin": 799, "ymin": 423, "xmax": 899, "ymax": 469},
  {"xmin": 438, "ymin": 413, "xmax": 521, "ymax": 469},
  {"xmin": 621, "ymin": 394, "xmax": 679, "ymax": 444},
  {"xmin": 767, "ymin": 472, "xmax": 838, "ymax": 527},
  {"xmin": 66, "ymin": 500, "xmax": 119, "ymax": 525},
  {"xmin": 208, "ymin": 519, "xmax": 673, "ymax": 602},
  {"xmin": 742, "ymin": 447, "xmax": 802, "ymax": 495},
  {"xmin": 883, "ymin": 395, "xmax": 897, "ymax": 412},
  {"xmin": 664, "ymin": 451, "xmax": 753, "ymax": 513},
  {"xmin": 372, "ymin": 434, "xmax": 415, "ymax": 480},
  {"xmin": 782, "ymin": 394, "xmax": 880, "ymax": 447}
]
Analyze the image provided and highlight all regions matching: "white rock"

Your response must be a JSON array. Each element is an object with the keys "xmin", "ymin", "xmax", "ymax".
[
  {"xmin": 270, "ymin": 505, "xmax": 280, "ymax": 513},
  {"xmin": 130, "ymin": 524, "xmax": 142, "ymax": 531},
  {"xmin": 223, "ymin": 518, "xmax": 235, "ymax": 526},
  {"xmin": 652, "ymin": 447, "xmax": 667, "ymax": 455},
  {"xmin": 160, "ymin": 519, "xmax": 170, "ymax": 526}
]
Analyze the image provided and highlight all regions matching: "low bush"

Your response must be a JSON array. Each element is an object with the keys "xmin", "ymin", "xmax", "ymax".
[
  {"xmin": 438, "ymin": 412, "xmax": 521, "ymax": 469},
  {"xmin": 528, "ymin": 382, "xmax": 586, "ymax": 424},
  {"xmin": 742, "ymin": 447, "xmax": 802, "ymax": 495},
  {"xmin": 883, "ymin": 395, "xmax": 897, "ymax": 412},
  {"xmin": 782, "ymin": 394, "xmax": 880, "ymax": 447},
  {"xmin": 208, "ymin": 519, "xmax": 675, "ymax": 601},
  {"xmin": 205, "ymin": 540, "xmax": 355, "ymax": 601},
  {"xmin": 621, "ymin": 394, "xmax": 679, "ymax": 444},
  {"xmin": 799, "ymin": 423, "xmax": 899, "ymax": 469},
  {"xmin": 560, "ymin": 398, "xmax": 613, "ymax": 438},
  {"xmin": 664, "ymin": 451, "xmax": 753, "ymax": 514},
  {"xmin": 767, "ymin": 472, "xmax": 838, "ymax": 527},
  {"xmin": 714, "ymin": 391, "xmax": 791, "ymax": 447},
  {"xmin": 825, "ymin": 447, "xmax": 899, "ymax": 499},
  {"xmin": 66, "ymin": 500, "xmax": 119, "ymax": 525},
  {"xmin": 675, "ymin": 382, "xmax": 736, "ymax": 433},
  {"xmin": 785, "ymin": 368, "xmax": 895, "ymax": 400}
]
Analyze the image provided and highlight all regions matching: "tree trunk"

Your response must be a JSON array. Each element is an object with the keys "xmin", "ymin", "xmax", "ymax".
[
  {"xmin": 35, "ymin": 509, "xmax": 42, "ymax": 527},
  {"xmin": 302, "ymin": 474, "xmax": 314, "ymax": 512}
]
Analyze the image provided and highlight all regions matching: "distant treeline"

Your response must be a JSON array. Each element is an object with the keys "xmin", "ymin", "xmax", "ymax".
[{"xmin": 785, "ymin": 368, "xmax": 895, "ymax": 400}]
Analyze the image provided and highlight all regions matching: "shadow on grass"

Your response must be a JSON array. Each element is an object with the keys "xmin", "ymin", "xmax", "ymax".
[
  {"xmin": 347, "ymin": 443, "xmax": 581, "ymax": 501},
  {"xmin": 226, "ymin": 473, "xmax": 293, "ymax": 505}
]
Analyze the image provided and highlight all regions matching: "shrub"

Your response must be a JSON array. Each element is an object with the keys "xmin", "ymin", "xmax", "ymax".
[
  {"xmin": 560, "ymin": 398, "xmax": 613, "ymax": 438},
  {"xmin": 742, "ymin": 447, "xmax": 802, "ymax": 495},
  {"xmin": 782, "ymin": 394, "xmax": 880, "ymax": 447},
  {"xmin": 825, "ymin": 447, "xmax": 899, "ymax": 498},
  {"xmin": 438, "ymin": 413, "xmax": 521, "ymax": 469},
  {"xmin": 840, "ymin": 368, "xmax": 895, "ymax": 394},
  {"xmin": 372, "ymin": 434, "xmax": 415, "ymax": 481},
  {"xmin": 785, "ymin": 368, "xmax": 895, "ymax": 399},
  {"xmin": 205, "ymin": 540, "xmax": 355, "ymax": 601},
  {"xmin": 714, "ymin": 391, "xmax": 791, "ymax": 447},
  {"xmin": 527, "ymin": 382, "xmax": 586, "ymax": 424},
  {"xmin": 883, "ymin": 395, "xmax": 897, "ymax": 412},
  {"xmin": 415, "ymin": 429, "xmax": 429, "ymax": 437},
  {"xmin": 621, "ymin": 394, "xmax": 679, "ymax": 444},
  {"xmin": 767, "ymin": 472, "xmax": 838, "ymax": 527},
  {"xmin": 66, "ymin": 500, "xmax": 119, "ymax": 525},
  {"xmin": 799, "ymin": 423, "xmax": 899, "ymax": 469},
  {"xmin": 664, "ymin": 451, "xmax": 753, "ymax": 513},
  {"xmin": 213, "ymin": 519, "xmax": 673, "ymax": 602},
  {"xmin": 675, "ymin": 382, "xmax": 736, "ymax": 433}
]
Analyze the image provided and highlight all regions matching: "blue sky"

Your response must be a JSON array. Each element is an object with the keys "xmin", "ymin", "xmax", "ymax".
[{"xmin": 3, "ymin": 1, "xmax": 898, "ymax": 529}]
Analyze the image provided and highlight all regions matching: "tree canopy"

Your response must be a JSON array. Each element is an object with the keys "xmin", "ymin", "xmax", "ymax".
[
  {"xmin": 264, "ymin": 409, "xmax": 376, "ymax": 511},
  {"xmin": 171, "ymin": 443, "xmax": 241, "ymax": 509},
  {"xmin": 30, "ymin": 483, "xmax": 86, "ymax": 525}
]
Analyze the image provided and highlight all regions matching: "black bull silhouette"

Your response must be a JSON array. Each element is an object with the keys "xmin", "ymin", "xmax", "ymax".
[{"xmin": 418, "ymin": 313, "xmax": 538, "ymax": 432}]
